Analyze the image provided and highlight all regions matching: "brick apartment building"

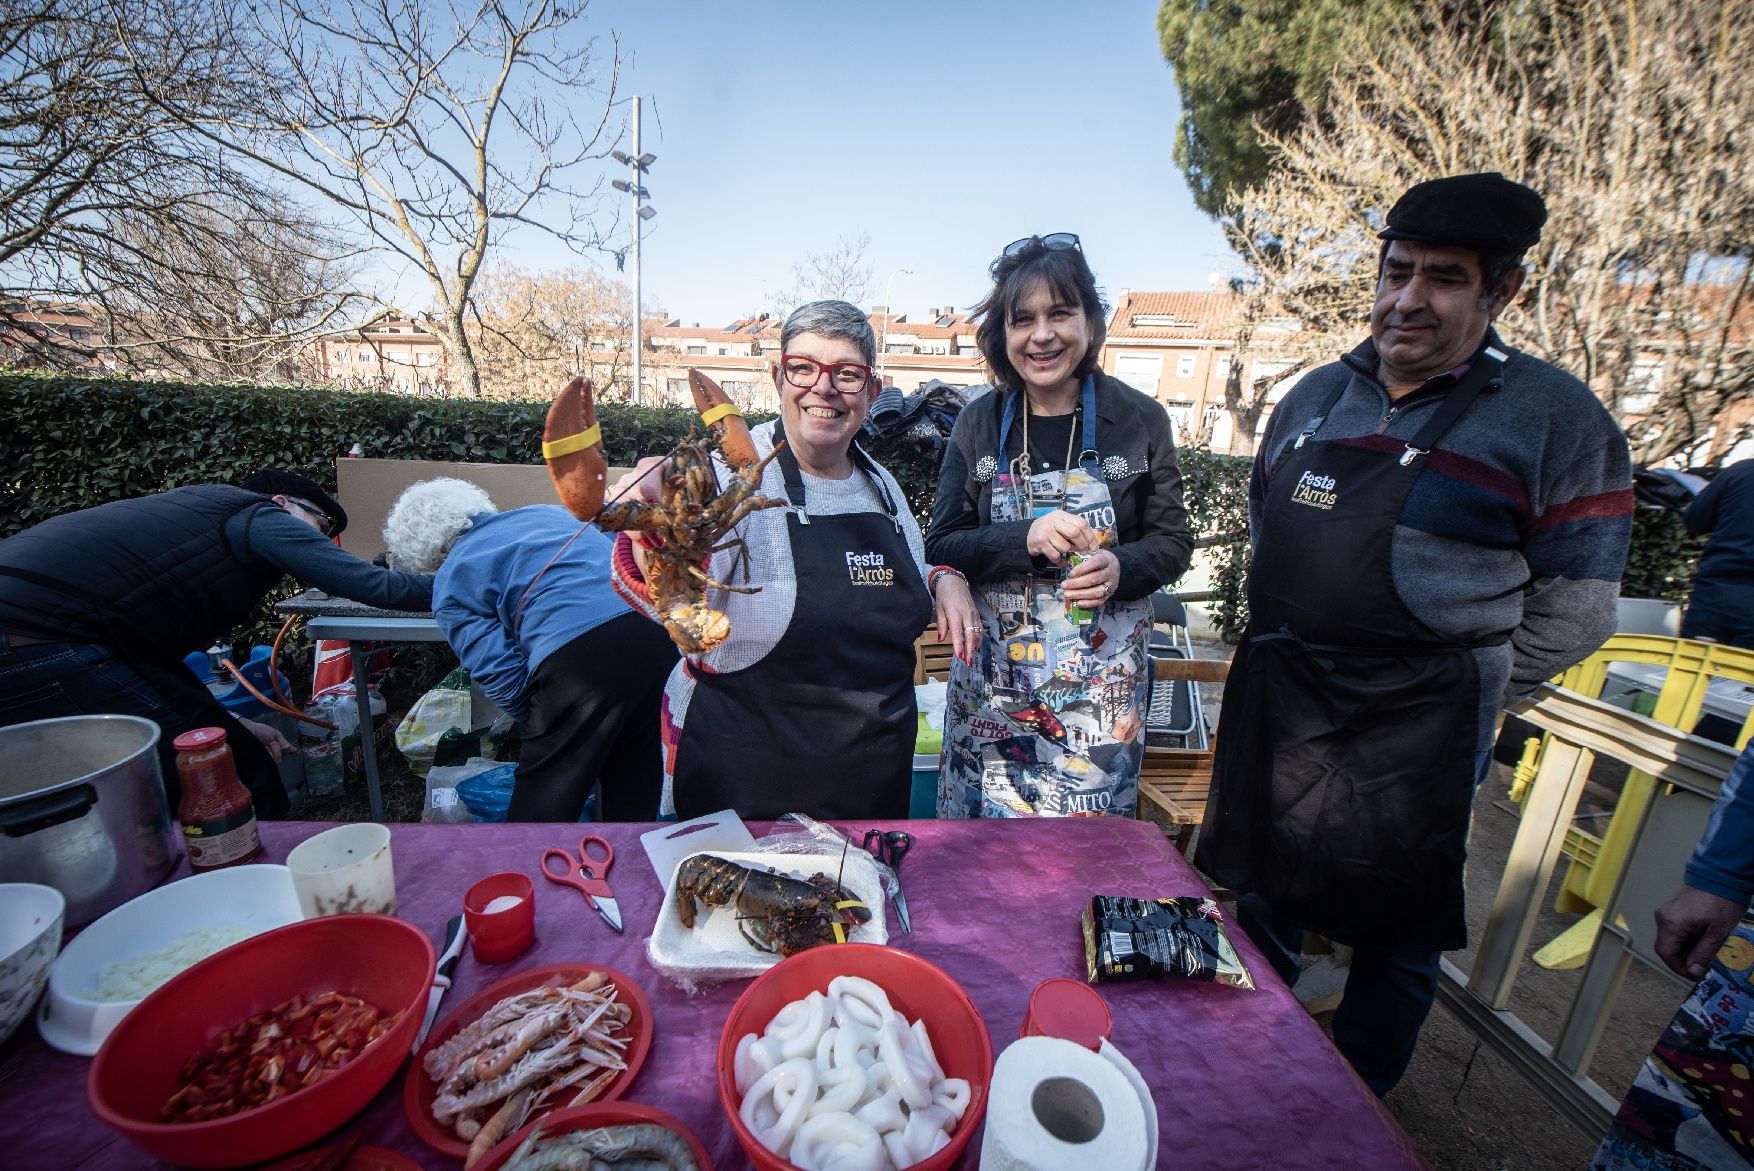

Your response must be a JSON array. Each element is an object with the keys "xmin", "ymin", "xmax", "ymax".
[{"xmin": 310, "ymin": 315, "xmax": 446, "ymax": 394}]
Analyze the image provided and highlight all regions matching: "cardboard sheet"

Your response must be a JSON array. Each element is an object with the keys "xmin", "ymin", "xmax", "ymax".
[{"xmin": 333, "ymin": 457, "xmax": 632, "ymax": 559}]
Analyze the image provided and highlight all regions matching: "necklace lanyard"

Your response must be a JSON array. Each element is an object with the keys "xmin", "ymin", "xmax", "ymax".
[
  {"xmin": 1001, "ymin": 374, "xmax": 1097, "ymax": 474},
  {"xmin": 1000, "ymin": 375, "xmax": 1098, "ymax": 514}
]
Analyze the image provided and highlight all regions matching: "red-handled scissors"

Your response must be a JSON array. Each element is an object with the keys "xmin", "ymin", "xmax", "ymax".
[{"xmin": 540, "ymin": 834, "xmax": 623, "ymax": 933}]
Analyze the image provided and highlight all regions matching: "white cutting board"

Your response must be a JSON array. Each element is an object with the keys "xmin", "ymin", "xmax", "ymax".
[{"xmin": 639, "ymin": 810, "xmax": 757, "ymax": 890}]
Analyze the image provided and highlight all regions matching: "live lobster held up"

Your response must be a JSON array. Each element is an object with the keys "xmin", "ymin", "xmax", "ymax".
[
  {"xmin": 542, "ymin": 371, "xmax": 786, "ymax": 655},
  {"xmin": 673, "ymin": 853, "xmax": 871, "ymax": 957}
]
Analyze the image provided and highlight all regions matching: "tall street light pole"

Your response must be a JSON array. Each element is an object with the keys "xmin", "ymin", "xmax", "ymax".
[
  {"xmin": 878, "ymin": 266, "xmax": 911, "ymax": 387},
  {"xmin": 611, "ymin": 97, "xmax": 656, "ymax": 403}
]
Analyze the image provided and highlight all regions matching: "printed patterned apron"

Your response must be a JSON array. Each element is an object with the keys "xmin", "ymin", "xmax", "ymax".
[
  {"xmin": 938, "ymin": 377, "xmax": 1151, "ymax": 819},
  {"xmin": 1593, "ymin": 918, "xmax": 1754, "ymax": 1170}
]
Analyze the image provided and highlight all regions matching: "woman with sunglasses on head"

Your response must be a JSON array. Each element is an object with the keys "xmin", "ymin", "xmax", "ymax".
[
  {"xmin": 611, "ymin": 299, "xmax": 978, "ymax": 821},
  {"xmin": 926, "ymin": 234, "xmax": 1193, "ymax": 819}
]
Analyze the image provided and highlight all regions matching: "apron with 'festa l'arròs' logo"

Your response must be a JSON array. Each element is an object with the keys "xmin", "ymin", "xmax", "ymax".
[
  {"xmin": 670, "ymin": 424, "xmax": 932, "ymax": 821},
  {"xmin": 939, "ymin": 376, "xmax": 1152, "ymax": 820},
  {"xmin": 1195, "ymin": 349, "xmax": 1507, "ymax": 952}
]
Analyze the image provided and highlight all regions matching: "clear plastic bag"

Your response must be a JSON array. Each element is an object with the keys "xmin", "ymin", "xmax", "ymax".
[
  {"xmin": 752, "ymin": 813, "xmax": 902, "ymax": 907},
  {"xmin": 394, "ymin": 667, "xmax": 480, "ymax": 777}
]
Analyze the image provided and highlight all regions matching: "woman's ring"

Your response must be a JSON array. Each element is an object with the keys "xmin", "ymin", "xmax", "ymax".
[{"xmin": 963, "ymin": 624, "xmax": 981, "ymax": 632}]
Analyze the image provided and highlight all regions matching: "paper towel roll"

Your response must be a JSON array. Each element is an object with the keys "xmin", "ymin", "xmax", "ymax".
[
  {"xmin": 1099, "ymin": 1038, "xmax": 1159, "ymax": 1170},
  {"xmin": 979, "ymin": 1036, "xmax": 1150, "ymax": 1171}
]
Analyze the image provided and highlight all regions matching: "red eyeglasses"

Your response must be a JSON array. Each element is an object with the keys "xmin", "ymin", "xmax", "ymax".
[{"xmin": 779, "ymin": 354, "xmax": 873, "ymax": 394}]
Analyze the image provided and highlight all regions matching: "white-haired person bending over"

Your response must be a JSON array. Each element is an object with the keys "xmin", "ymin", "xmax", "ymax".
[{"xmin": 384, "ymin": 479, "xmax": 676, "ymax": 821}]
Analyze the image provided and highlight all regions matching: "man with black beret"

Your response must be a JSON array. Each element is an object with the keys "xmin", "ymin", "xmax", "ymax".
[
  {"xmin": 0, "ymin": 468, "xmax": 432, "ymax": 816},
  {"xmin": 1198, "ymin": 172, "xmax": 1633, "ymax": 1095}
]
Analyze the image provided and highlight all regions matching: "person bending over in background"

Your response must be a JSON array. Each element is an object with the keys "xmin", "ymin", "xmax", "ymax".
[
  {"xmin": 383, "ymin": 478, "xmax": 676, "ymax": 821},
  {"xmin": 0, "ymin": 468, "xmax": 431, "ymax": 816}
]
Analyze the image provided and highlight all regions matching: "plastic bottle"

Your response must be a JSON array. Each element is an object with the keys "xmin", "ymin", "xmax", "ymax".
[
  {"xmin": 340, "ymin": 685, "xmax": 388, "ymax": 788},
  {"xmin": 173, "ymin": 727, "xmax": 262, "ymax": 871},
  {"xmin": 1065, "ymin": 553, "xmax": 1094, "ymax": 623},
  {"xmin": 300, "ymin": 694, "xmax": 345, "ymax": 796}
]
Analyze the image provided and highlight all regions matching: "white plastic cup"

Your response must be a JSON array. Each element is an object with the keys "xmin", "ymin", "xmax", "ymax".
[{"xmin": 285, "ymin": 823, "xmax": 396, "ymax": 917}]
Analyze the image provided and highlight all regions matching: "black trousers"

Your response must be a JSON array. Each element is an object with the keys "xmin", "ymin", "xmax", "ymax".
[{"xmin": 507, "ymin": 612, "xmax": 677, "ymax": 822}]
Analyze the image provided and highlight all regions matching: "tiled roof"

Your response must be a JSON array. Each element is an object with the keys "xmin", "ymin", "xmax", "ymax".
[
  {"xmin": 871, "ymin": 311, "xmax": 976, "ymax": 341},
  {"xmin": 1105, "ymin": 291, "xmax": 1257, "ymax": 338}
]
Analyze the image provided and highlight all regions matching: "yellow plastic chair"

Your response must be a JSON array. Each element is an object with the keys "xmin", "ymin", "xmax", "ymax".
[{"xmin": 1514, "ymin": 635, "xmax": 1754, "ymax": 968}]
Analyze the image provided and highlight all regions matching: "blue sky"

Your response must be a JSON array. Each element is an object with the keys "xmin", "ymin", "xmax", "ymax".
[{"xmin": 503, "ymin": 0, "xmax": 1229, "ymax": 325}]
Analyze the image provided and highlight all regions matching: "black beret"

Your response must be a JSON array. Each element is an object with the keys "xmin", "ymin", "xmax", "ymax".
[
  {"xmin": 1379, "ymin": 172, "xmax": 1547, "ymax": 254},
  {"xmin": 239, "ymin": 468, "xmax": 348, "ymax": 535}
]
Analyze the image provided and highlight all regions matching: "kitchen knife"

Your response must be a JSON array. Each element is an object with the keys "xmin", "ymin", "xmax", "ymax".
[{"xmin": 414, "ymin": 914, "xmax": 467, "ymax": 1050}]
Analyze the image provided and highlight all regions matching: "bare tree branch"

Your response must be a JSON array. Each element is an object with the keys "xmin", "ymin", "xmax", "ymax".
[
  {"xmin": 767, "ymin": 232, "xmax": 877, "ymax": 321},
  {"xmin": 1225, "ymin": 0, "xmax": 1754, "ymax": 463},
  {"xmin": 180, "ymin": 0, "xmax": 624, "ymax": 396},
  {"xmin": 1, "ymin": 0, "xmax": 357, "ymax": 378}
]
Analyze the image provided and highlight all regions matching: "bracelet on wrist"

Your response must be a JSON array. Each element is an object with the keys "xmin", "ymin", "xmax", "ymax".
[{"xmin": 927, "ymin": 565, "xmax": 966, "ymax": 594}]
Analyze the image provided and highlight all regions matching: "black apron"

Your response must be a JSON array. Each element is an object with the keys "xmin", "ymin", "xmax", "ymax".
[
  {"xmin": 671, "ymin": 427, "xmax": 933, "ymax": 821},
  {"xmin": 1195, "ymin": 352, "xmax": 1507, "ymax": 952}
]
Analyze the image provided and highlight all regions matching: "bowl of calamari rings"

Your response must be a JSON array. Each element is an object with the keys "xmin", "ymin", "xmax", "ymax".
[
  {"xmin": 473, "ymin": 1100, "xmax": 712, "ymax": 1171},
  {"xmin": 404, "ymin": 962, "xmax": 654, "ymax": 1167},
  {"xmin": 86, "ymin": 914, "xmax": 432, "ymax": 1169},
  {"xmin": 717, "ymin": 943, "xmax": 993, "ymax": 1171}
]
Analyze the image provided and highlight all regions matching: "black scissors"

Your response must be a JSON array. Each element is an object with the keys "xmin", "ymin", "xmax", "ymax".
[{"xmin": 862, "ymin": 829, "xmax": 913, "ymax": 933}]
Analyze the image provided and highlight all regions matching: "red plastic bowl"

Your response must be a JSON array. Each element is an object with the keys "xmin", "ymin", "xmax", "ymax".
[
  {"xmin": 717, "ymin": 944, "xmax": 993, "ymax": 1171},
  {"xmin": 404, "ymin": 963, "xmax": 653, "ymax": 1159},
  {"xmin": 474, "ymin": 1100, "xmax": 713, "ymax": 1171},
  {"xmin": 88, "ymin": 915, "xmax": 434, "ymax": 1169}
]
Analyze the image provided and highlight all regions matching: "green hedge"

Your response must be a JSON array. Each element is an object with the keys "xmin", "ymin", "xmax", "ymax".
[
  {"xmin": 1622, "ymin": 508, "xmax": 1705, "ymax": 605},
  {"xmin": 0, "ymin": 372, "xmax": 751, "ymax": 532}
]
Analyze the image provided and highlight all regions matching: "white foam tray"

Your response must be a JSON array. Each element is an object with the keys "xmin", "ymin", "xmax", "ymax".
[{"xmin": 648, "ymin": 849, "xmax": 887, "ymax": 982}]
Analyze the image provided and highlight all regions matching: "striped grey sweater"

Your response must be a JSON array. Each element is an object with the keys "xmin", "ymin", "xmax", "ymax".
[{"xmin": 1251, "ymin": 333, "xmax": 1634, "ymax": 748}]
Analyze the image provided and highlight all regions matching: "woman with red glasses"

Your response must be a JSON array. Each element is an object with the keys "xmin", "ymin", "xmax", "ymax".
[
  {"xmin": 612, "ymin": 299, "xmax": 977, "ymax": 820},
  {"xmin": 926, "ymin": 234, "xmax": 1193, "ymax": 819}
]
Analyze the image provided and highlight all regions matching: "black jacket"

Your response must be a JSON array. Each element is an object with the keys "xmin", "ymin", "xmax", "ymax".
[
  {"xmin": 925, "ymin": 371, "xmax": 1194, "ymax": 601},
  {"xmin": 0, "ymin": 485, "xmax": 431, "ymax": 662},
  {"xmin": 0, "ymin": 486, "xmax": 282, "ymax": 660}
]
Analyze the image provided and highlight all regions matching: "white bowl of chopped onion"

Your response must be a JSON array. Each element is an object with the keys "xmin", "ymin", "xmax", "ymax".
[{"xmin": 36, "ymin": 863, "xmax": 300, "ymax": 1054}]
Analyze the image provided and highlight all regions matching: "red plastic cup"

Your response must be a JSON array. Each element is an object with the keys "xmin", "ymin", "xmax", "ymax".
[
  {"xmin": 1020, "ymin": 977, "xmax": 1113, "ymax": 1050},
  {"xmin": 463, "ymin": 872, "xmax": 535, "ymax": 964}
]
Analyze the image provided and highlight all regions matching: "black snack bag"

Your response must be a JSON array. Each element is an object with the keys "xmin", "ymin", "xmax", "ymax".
[{"xmin": 1082, "ymin": 895, "xmax": 1255, "ymax": 989}]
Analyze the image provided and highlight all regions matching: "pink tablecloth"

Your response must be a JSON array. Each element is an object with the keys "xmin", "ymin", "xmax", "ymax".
[{"xmin": 0, "ymin": 818, "xmax": 1428, "ymax": 1169}]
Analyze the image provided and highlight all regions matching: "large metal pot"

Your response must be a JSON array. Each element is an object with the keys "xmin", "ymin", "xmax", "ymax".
[{"xmin": 0, "ymin": 715, "xmax": 178, "ymax": 928}]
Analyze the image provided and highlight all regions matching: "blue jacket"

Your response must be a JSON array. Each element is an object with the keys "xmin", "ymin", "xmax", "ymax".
[
  {"xmin": 1687, "ymin": 742, "xmax": 1754, "ymax": 904},
  {"xmin": 1685, "ymin": 459, "xmax": 1754, "ymax": 622},
  {"xmin": 433, "ymin": 506, "xmax": 629, "ymax": 723}
]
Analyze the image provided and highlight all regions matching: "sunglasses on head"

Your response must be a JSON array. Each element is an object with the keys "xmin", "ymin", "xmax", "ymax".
[{"xmin": 1002, "ymin": 232, "xmax": 1082, "ymax": 258}]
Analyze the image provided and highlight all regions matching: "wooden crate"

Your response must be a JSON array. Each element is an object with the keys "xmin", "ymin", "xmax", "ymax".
[{"xmin": 913, "ymin": 631, "xmax": 956, "ymax": 684}]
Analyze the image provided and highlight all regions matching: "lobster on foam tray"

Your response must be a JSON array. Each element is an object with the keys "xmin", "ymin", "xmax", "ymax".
[
  {"xmin": 647, "ymin": 847, "xmax": 889, "ymax": 989},
  {"xmin": 542, "ymin": 370, "xmax": 787, "ymax": 655}
]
